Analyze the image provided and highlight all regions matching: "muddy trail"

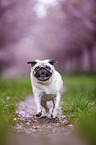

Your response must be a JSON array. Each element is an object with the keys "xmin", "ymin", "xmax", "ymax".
[{"xmin": 8, "ymin": 95, "xmax": 87, "ymax": 145}]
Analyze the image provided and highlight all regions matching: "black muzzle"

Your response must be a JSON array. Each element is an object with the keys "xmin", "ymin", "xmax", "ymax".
[{"xmin": 34, "ymin": 66, "xmax": 52, "ymax": 81}]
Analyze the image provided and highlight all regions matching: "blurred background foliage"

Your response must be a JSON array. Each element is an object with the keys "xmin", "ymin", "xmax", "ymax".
[{"xmin": 0, "ymin": 0, "xmax": 96, "ymax": 77}]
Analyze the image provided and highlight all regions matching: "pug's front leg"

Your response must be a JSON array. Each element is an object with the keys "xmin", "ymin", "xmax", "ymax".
[
  {"xmin": 52, "ymin": 92, "xmax": 61, "ymax": 118},
  {"xmin": 33, "ymin": 93, "xmax": 42, "ymax": 117}
]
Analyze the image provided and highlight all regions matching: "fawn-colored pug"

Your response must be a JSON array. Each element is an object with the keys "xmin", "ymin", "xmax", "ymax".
[{"xmin": 27, "ymin": 59, "xmax": 63, "ymax": 118}]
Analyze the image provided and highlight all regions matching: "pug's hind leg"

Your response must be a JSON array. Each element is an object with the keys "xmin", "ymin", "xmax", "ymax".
[
  {"xmin": 41, "ymin": 99, "xmax": 49, "ymax": 117},
  {"xmin": 51, "ymin": 98, "xmax": 55, "ymax": 118}
]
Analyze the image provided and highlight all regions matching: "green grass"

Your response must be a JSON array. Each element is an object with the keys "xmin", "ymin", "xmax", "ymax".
[
  {"xmin": 0, "ymin": 77, "xmax": 31, "ymax": 144},
  {"xmin": 61, "ymin": 74, "xmax": 96, "ymax": 144},
  {"xmin": 0, "ymin": 77, "xmax": 31, "ymax": 123},
  {"xmin": 0, "ymin": 75, "xmax": 96, "ymax": 144}
]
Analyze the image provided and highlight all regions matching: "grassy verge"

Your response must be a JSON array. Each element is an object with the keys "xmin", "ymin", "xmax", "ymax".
[
  {"xmin": 0, "ymin": 77, "xmax": 31, "ymax": 144},
  {"xmin": 61, "ymin": 74, "xmax": 96, "ymax": 144}
]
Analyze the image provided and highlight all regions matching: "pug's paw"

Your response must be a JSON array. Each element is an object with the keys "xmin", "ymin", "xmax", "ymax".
[
  {"xmin": 36, "ymin": 112, "xmax": 42, "ymax": 117},
  {"xmin": 41, "ymin": 116, "xmax": 48, "ymax": 118},
  {"xmin": 51, "ymin": 114, "xmax": 57, "ymax": 119}
]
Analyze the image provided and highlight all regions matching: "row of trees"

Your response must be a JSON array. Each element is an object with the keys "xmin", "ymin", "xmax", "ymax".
[
  {"xmin": 30, "ymin": 0, "xmax": 96, "ymax": 73},
  {"xmin": 0, "ymin": 0, "xmax": 37, "ymax": 74},
  {"xmin": 0, "ymin": 0, "xmax": 96, "ymax": 76},
  {"xmin": 53, "ymin": 0, "xmax": 96, "ymax": 72}
]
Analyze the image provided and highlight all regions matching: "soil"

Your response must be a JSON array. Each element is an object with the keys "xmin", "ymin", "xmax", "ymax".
[{"xmin": 8, "ymin": 95, "xmax": 87, "ymax": 145}]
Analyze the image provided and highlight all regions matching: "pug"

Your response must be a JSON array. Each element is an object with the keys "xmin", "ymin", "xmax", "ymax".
[{"xmin": 27, "ymin": 59, "xmax": 63, "ymax": 118}]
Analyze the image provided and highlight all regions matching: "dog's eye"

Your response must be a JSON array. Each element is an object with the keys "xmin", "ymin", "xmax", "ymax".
[
  {"xmin": 46, "ymin": 66, "xmax": 51, "ymax": 70},
  {"xmin": 34, "ymin": 66, "xmax": 40, "ymax": 71}
]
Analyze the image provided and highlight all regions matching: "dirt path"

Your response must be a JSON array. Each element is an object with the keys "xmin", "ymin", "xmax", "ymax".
[
  {"xmin": 8, "ymin": 95, "xmax": 87, "ymax": 145},
  {"xmin": 15, "ymin": 94, "xmax": 72, "ymax": 134}
]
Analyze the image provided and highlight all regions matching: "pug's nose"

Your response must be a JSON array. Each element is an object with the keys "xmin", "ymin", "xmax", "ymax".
[{"xmin": 39, "ymin": 68, "xmax": 46, "ymax": 74}]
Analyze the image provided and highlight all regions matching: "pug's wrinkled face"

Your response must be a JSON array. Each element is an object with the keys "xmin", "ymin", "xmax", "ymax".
[
  {"xmin": 27, "ymin": 59, "xmax": 56, "ymax": 82},
  {"xmin": 33, "ymin": 65, "xmax": 52, "ymax": 81}
]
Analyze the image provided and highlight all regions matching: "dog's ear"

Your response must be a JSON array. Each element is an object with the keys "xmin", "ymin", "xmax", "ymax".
[
  {"xmin": 49, "ymin": 60, "xmax": 57, "ymax": 65},
  {"xmin": 27, "ymin": 61, "xmax": 37, "ymax": 67}
]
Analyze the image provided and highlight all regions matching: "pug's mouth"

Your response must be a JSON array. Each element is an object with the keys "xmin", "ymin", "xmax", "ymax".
[{"xmin": 34, "ymin": 67, "xmax": 52, "ymax": 81}]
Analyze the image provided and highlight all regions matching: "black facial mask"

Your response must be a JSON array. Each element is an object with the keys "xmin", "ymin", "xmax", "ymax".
[{"xmin": 34, "ymin": 66, "xmax": 52, "ymax": 81}]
